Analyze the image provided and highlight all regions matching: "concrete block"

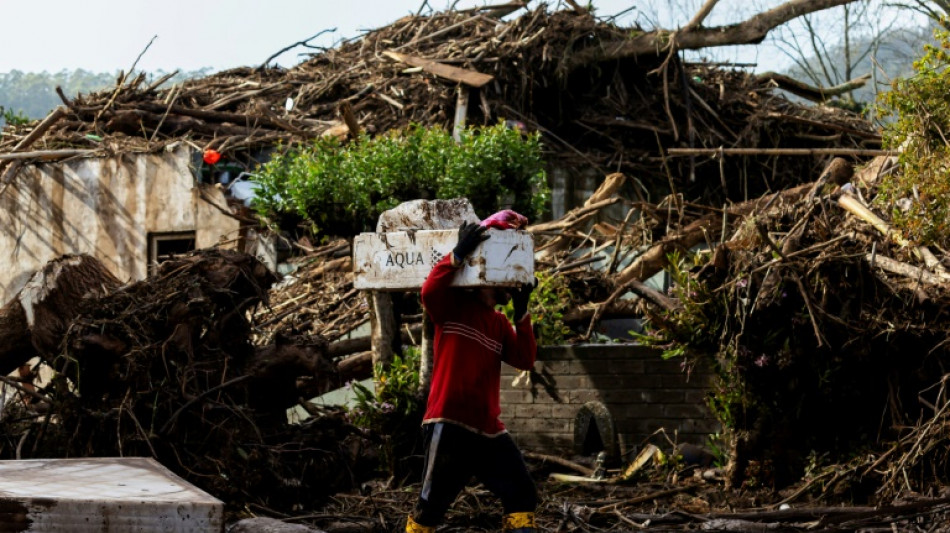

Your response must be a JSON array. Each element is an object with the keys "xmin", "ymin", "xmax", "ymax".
[
  {"xmin": 644, "ymin": 359, "xmax": 689, "ymax": 374},
  {"xmin": 685, "ymin": 389, "xmax": 713, "ymax": 403},
  {"xmin": 0, "ymin": 457, "xmax": 222, "ymax": 532},
  {"xmin": 660, "ymin": 374, "xmax": 715, "ymax": 389},
  {"xmin": 512, "ymin": 404, "xmax": 553, "ymax": 419},
  {"xmin": 662, "ymin": 404, "xmax": 710, "ymax": 418},
  {"xmin": 556, "ymin": 375, "xmax": 594, "ymax": 390},
  {"xmin": 513, "ymin": 433, "xmax": 573, "ymax": 451},
  {"xmin": 637, "ymin": 390, "xmax": 687, "ymax": 404},
  {"xmin": 550, "ymin": 404, "xmax": 581, "ymax": 420},
  {"xmin": 566, "ymin": 390, "xmax": 603, "ymax": 404},
  {"xmin": 539, "ymin": 344, "xmax": 663, "ymax": 361},
  {"xmin": 518, "ymin": 417, "xmax": 572, "ymax": 433},
  {"xmin": 374, "ymin": 198, "xmax": 479, "ymax": 233},
  {"xmin": 500, "ymin": 389, "xmax": 537, "ymax": 404}
]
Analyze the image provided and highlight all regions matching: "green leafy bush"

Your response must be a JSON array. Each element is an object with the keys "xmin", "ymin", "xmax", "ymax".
[
  {"xmin": 347, "ymin": 347, "xmax": 424, "ymax": 477},
  {"xmin": 501, "ymin": 270, "xmax": 574, "ymax": 345},
  {"xmin": 875, "ymin": 28, "xmax": 950, "ymax": 247},
  {"xmin": 347, "ymin": 347, "xmax": 422, "ymax": 431},
  {"xmin": 251, "ymin": 123, "xmax": 548, "ymax": 236},
  {"xmin": 630, "ymin": 250, "xmax": 734, "ymax": 425},
  {"xmin": 631, "ymin": 251, "xmax": 723, "ymax": 361}
]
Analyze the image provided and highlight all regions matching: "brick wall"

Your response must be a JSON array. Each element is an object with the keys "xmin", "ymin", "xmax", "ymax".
[{"xmin": 499, "ymin": 344, "xmax": 720, "ymax": 458}]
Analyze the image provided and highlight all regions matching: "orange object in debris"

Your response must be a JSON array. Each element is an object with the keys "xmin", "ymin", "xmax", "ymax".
[{"xmin": 203, "ymin": 149, "xmax": 221, "ymax": 165}]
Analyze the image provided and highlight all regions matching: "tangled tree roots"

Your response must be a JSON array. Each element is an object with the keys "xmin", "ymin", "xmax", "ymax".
[{"xmin": 0, "ymin": 249, "xmax": 379, "ymax": 516}]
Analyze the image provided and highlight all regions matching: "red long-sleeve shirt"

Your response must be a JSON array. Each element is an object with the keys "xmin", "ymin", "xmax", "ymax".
[{"xmin": 420, "ymin": 254, "xmax": 537, "ymax": 436}]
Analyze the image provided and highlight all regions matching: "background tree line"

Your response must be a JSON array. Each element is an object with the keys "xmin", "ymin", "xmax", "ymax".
[{"xmin": 0, "ymin": 68, "xmax": 211, "ymax": 126}]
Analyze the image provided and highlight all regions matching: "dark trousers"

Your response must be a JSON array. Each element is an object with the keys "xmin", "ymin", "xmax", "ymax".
[{"xmin": 412, "ymin": 422, "xmax": 538, "ymax": 526}]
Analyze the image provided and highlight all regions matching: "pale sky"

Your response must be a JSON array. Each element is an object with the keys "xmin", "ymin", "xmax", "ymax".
[
  {"xmin": 0, "ymin": 0, "xmax": 790, "ymax": 74},
  {"xmin": 0, "ymin": 0, "xmax": 635, "ymax": 73},
  {"xmin": 0, "ymin": 1, "xmax": 917, "ymax": 75}
]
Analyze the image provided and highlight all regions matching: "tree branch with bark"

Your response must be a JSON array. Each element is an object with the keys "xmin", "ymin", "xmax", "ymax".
[{"xmin": 565, "ymin": 0, "xmax": 859, "ymax": 71}]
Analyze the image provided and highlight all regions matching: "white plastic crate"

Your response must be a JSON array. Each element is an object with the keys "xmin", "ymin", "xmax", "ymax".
[{"xmin": 353, "ymin": 228, "xmax": 534, "ymax": 290}]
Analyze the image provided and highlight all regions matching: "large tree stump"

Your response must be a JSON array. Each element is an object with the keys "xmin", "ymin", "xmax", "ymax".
[{"xmin": 0, "ymin": 254, "xmax": 119, "ymax": 376}]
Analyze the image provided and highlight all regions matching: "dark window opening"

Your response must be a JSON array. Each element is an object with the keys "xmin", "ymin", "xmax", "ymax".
[
  {"xmin": 582, "ymin": 419, "xmax": 605, "ymax": 456},
  {"xmin": 148, "ymin": 231, "xmax": 196, "ymax": 275},
  {"xmin": 574, "ymin": 401, "xmax": 616, "ymax": 461}
]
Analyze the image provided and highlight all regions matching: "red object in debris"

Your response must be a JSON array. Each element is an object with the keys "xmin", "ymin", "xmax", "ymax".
[
  {"xmin": 480, "ymin": 209, "xmax": 528, "ymax": 230},
  {"xmin": 203, "ymin": 149, "xmax": 221, "ymax": 165}
]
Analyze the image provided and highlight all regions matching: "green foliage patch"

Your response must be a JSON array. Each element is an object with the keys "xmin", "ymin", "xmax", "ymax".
[
  {"xmin": 876, "ymin": 28, "xmax": 950, "ymax": 248},
  {"xmin": 251, "ymin": 123, "xmax": 548, "ymax": 236},
  {"xmin": 500, "ymin": 270, "xmax": 574, "ymax": 345},
  {"xmin": 0, "ymin": 105, "xmax": 29, "ymax": 127},
  {"xmin": 347, "ymin": 347, "xmax": 424, "ymax": 477}
]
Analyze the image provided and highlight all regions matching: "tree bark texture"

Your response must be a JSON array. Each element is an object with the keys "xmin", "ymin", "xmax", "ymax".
[{"xmin": 566, "ymin": 0, "xmax": 858, "ymax": 71}]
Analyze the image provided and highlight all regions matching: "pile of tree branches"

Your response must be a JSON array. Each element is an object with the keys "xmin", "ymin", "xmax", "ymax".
[
  {"xmin": 0, "ymin": 3, "xmax": 879, "ymax": 207},
  {"xmin": 251, "ymin": 149, "xmax": 950, "ymax": 506}
]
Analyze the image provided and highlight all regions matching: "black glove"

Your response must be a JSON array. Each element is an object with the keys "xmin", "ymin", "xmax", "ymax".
[
  {"xmin": 452, "ymin": 221, "xmax": 489, "ymax": 262},
  {"xmin": 511, "ymin": 279, "xmax": 536, "ymax": 321}
]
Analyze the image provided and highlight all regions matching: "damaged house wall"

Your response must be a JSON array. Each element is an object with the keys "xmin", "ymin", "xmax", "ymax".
[{"xmin": 0, "ymin": 145, "xmax": 240, "ymax": 303}]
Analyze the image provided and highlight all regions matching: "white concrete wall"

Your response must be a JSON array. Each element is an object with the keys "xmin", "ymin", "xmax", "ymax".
[{"xmin": 0, "ymin": 146, "xmax": 241, "ymax": 303}]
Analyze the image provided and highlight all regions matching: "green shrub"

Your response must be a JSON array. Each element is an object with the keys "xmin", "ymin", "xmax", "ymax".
[
  {"xmin": 631, "ymin": 250, "xmax": 723, "ymax": 361},
  {"xmin": 251, "ymin": 123, "xmax": 548, "ymax": 237},
  {"xmin": 347, "ymin": 347, "xmax": 424, "ymax": 477},
  {"xmin": 875, "ymin": 28, "xmax": 950, "ymax": 248},
  {"xmin": 501, "ymin": 270, "xmax": 574, "ymax": 345},
  {"xmin": 347, "ymin": 347, "xmax": 422, "ymax": 431}
]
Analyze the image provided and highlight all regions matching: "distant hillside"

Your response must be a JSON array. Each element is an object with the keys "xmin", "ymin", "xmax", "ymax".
[{"xmin": 0, "ymin": 68, "xmax": 213, "ymax": 125}]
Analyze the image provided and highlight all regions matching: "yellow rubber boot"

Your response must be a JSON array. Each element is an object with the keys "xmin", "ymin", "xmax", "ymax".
[
  {"xmin": 406, "ymin": 515, "xmax": 436, "ymax": 533},
  {"xmin": 503, "ymin": 511, "xmax": 536, "ymax": 532}
]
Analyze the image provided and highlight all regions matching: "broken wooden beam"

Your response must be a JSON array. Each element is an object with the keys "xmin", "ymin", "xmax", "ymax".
[
  {"xmin": 0, "ymin": 106, "xmax": 69, "ymax": 182},
  {"xmin": 615, "ymin": 182, "xmax": 814, "ymax": 286},
  {"xmin": 0, "ymin": 149, "xmax": 95, "ymax": 162},
  {"xmin": 837, "ymin": 192, "xmax": 910, "ymax": 247},
  {"xmin": 327, "ymin": 324, "xmax": 422, "ymax": 358},
  {"xmin": 756, "ymin": 71, "xmax": 872, "ymax": 102},
  {"xmin": 866, "ymin": 254, "xmax": 950, "ymax": 286},
  {"xmin": 667, "ymin": 147, "xmax": 895, "ymax": 157},
  {"xmin": 383, "ymin": 50, "xmax": 494, "ymax": 87},
  {"xmin": 523, "ymin": 451, "xmax": 594, "ymax": 476}
]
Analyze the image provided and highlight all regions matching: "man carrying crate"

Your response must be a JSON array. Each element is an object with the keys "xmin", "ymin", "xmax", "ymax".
[{"xmin": 406, "ymin": 216, "xmax": 539, "ymax": 533}]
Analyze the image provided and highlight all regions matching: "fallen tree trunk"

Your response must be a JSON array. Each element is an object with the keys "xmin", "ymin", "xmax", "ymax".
[{"xmin": 327, "ymin": 324, "xmax": 422, "ymax": 358}]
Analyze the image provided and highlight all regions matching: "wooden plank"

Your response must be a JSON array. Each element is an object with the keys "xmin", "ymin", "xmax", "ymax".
[
  {"xmin": 667, "ymin": 147, "xmax": 894, "ymax": 157},
  {"xmin": 0, "ymin": 106, "xmax": 69, "ymax": 178},
  {"xmin": 0, "ymin": 149, "xmax": 94, "ymax": 162},
  {"xmin": 452, "ymin": 86, "xmax": 469, "ymax": 142},
  {"xmin": 383, "ymin": 51, "xmax": 494, "ymax": 88},
  {"xmin": 353, "ymin": 228, "xmax": 533, "ymax": 290},
  {"xmin": 370, "ymin": 292, "xmax": 395, "ymax": 369}
]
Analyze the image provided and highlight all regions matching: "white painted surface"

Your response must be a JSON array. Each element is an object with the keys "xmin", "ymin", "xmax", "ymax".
[
  {"xmin": 0, "ymin": 456, "xmax": 223, "ymax": 532},
  {"xmin": 353, "ymin": 228, "xmax": 534, "ymax": 290},
  {"xmin": 0, "ymin": 147, "xmax": 241, "ymax": 304}
]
